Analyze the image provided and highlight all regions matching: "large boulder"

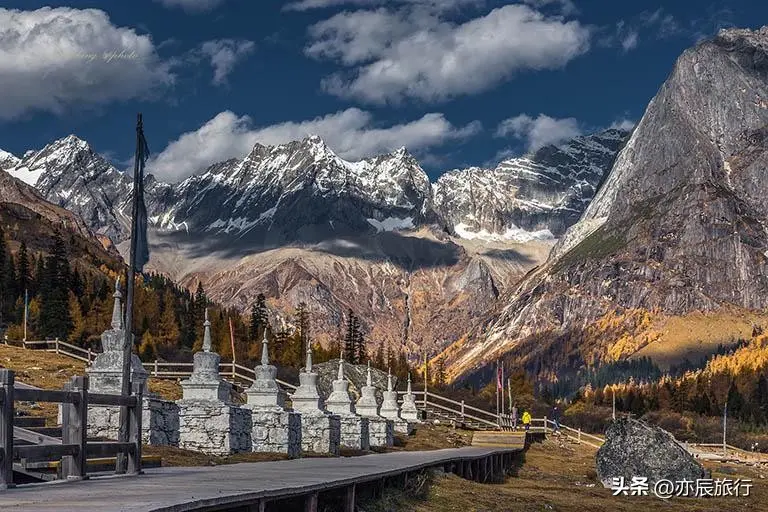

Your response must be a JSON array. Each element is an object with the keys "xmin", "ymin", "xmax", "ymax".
[
  {"xmin": 596, "ymin": 417, "xmax": 707, "ymax": 488},
  {"xmin": 314, "ymin": 360, "xmax": 394, "ymax": 402}
]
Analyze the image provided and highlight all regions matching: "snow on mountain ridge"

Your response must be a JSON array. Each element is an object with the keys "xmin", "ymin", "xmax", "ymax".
[{"xmin": 433, "ymin": 128, "xmax": 629, "ymax": 239}]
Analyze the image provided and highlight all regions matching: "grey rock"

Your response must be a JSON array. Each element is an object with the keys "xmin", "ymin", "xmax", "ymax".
[
  {"xmin": 314, "ymin": 360, "xmax": 392, "ymax": 402},
  {"xmin": 596, "ymin": 418, "xmax": 707, "ymax": 488}
]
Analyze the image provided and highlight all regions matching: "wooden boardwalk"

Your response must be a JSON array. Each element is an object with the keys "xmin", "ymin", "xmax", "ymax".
[{"xmin": 0, "ymin": 446, "xmax": 522, "ymax": 511}]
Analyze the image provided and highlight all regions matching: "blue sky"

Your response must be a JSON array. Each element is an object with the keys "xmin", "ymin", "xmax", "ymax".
[{"xmin": 0, "ymin": 0, "xmax": 763, "ymax": 181}]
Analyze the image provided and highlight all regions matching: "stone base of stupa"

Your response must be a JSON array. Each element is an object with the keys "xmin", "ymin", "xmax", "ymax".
[
  {"xmin": 84, "ymin": 397, "xmax": 180, "ymax": 446},
  {"xmin": 300, "ymin": 413, "xmax": 341, "ymax": 455},
  {"xmin": 367, "ymin": 417, "xmax": 394, "ymax": 448},
  {"xmin": 178, "ymin": 400, "xmax": 251, "ymax": 455},
  {"xmin": 244, "ymin": 406, "xmax": 301, "ymax": 458},
  {"xmin": 338, "ymin": 415, "xmax": 369, "ymax": 451}
]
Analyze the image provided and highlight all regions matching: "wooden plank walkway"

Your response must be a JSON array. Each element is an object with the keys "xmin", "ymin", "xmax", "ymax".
[{"xmin": 0, "ymin": 446, "xmax": 522, "ymax": 511}]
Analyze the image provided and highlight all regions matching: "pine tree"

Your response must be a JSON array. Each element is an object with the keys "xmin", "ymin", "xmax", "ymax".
[
  {"xmin": 353, "ymin": 316, "xmax": 366, "ymax": 364},
  {"xmin": 343, "ymin": 310, "xmax": 356, "ymax": 363},
  {"xmin": 2, "ymin": 252, "xmax": 17, "ymax": 323},
  {"xmin": 296, "ymin": 302, "xmax": 310, "ymax": 351},
  {"xmin": 39, "ymin": 233, "xmax": 72, "ymax": 339},
  {"xmin": 157, "ymin": 290, "xmax": 181, "ymax": 355},
  {"xmin": 17, "ymin": 241, "xmax": 30, "ymax": 298},
  {"xmin": 67, "ymin": 291, "xmax": 86, "ymax": 345},
  {"xmin": 249, "ymin": 293, "xmax": 267, "ymax": 341}
]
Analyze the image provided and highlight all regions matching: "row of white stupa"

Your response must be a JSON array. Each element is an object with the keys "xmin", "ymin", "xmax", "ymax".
[
  {"xmin": 86, "ymin": 280, "xmax": 421, "ymax": 456},
  {"xmin": 175, "ymin": 308, "xmax": 420, "ymax": 455}
]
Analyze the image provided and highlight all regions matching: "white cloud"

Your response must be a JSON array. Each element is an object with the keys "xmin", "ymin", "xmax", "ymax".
[
  {"xmin": 0, "ymin": 7, "xmax": 174, "ymax": 120},
  {"xmin": 615, "ymin": 21, "xmax": 639, "ymax": 52},
  {"xmin": 307, "ymin": 4, "xmax": 591, "ymax": 104},
  {"xmin": 200, "ymin": 39, "xmax": 255, "ymax": 86},
  {"xmin": 154, "ymin": 0, "xmax": 226, "ymax": 13},
  {"xmin": 496, "ymin": 114, "xmax": 582, "ymax": 153},
  {"xmin": 609, "ymin": 118, "xmax": 636, "ymax": 131},
  {"xmin": 149, "ymin": 109, "xmax": 480, "ymax": 182}
]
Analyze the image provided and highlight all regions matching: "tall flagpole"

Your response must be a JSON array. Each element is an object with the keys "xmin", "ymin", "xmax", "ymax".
[
  {"xmin": 117, "ymin": 113, "xmax": 145, "ymax": 474},
  {"xmin": 23, "ymin": 289, "xmax": 28, "ymax": 342}
]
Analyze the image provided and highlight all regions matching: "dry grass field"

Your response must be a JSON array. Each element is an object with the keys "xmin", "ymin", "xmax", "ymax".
[{"xmin": 397, "ymin": 438, "xmax": 767, "ymax": 512}]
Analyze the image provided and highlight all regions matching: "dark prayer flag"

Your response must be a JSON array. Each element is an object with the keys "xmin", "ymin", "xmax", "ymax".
[{"xmin": 133, "ymin": 116, "xmax": 150, "ymax": 272}]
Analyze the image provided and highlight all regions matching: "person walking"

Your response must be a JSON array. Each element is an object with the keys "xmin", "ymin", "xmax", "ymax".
[
  {"xmin": 552, "ymin": 405, "xmax": 561, "ymax": 434},
  {"xmin": 522, "ymin": 410, "xmax": 531, "ymax": 432},
  {"xmin": 511, "ymin": 403, "xmax": 518, "ymax": 431}
]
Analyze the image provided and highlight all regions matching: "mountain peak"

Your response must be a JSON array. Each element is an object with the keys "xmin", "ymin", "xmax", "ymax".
[
  {"xmin": 0, "ymin": 148, "xmax": 20, "ymax": 170},
  {"xmin": 52, "ymin": 134, "xmax": 91, "ymax": 151}
]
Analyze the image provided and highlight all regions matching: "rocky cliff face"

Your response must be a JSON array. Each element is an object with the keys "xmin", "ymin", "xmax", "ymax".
[
  {"xmin": 446, "ymin": 26, "xmax": 768, "ymax": 381},
  {"xmin": 0, "ymin": 168, "xmax": 93, "ymax": 239}
]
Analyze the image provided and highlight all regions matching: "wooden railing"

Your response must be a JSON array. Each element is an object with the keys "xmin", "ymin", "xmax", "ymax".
[
  {"xmin": 0, "ymin": 369, "xmax": 142, "ymax": 489},
  {"xmin": 18, "ymin": 339, "xmax": 96, "ymax": 364},
  {"xmin": 12, "ymin": 339, "xmax": 298, "ymax": 392},
  {"xmin": 11, "ymin": 338, "xmax": 603, "ymax": 445},
  {"xmin": 533, "ymin": 418, "xmax": 605, "ymax": 449}
]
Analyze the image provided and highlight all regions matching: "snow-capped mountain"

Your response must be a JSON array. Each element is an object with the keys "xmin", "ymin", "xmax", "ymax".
[
  {"xmin": 1, "ymin": 129, "xmax": 625, "ymax": 358},
  {"xmin": 153, "ymin": 135, "xmax": 435, "ymax": 244},
  {"xmin": 6, "ymin": 135, "xmax": 133, "ymax": 241},
  {"xmin": 3, "ymin": 131, "xmax": 628, "ymax": 248},
  {"xmin": 433, "ymin": 128, "xmax": 629, "ymax": 243},
  {"xmin": 0, "ymin": 149, "xmax": 20, "ymax": 171}
]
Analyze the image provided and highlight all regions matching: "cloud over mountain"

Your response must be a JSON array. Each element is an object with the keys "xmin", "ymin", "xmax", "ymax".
[
  {"xmin": 149, "ymin": 108, "xmax": 480, "ymax": 182},
  {"xmin": 0, "ymin": 7, "xmax": 174, "ymax": 120}
]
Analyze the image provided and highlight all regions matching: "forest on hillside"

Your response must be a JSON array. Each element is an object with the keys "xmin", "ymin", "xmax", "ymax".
[{"xmin": 0, "ymin": 226, "xmax": 412, "ymax": 381}]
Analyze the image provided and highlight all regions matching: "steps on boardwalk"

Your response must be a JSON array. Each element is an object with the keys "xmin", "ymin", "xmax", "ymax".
[{"xmin": 471, "ymin": 431, "xmax": 525, "ymax": 448}]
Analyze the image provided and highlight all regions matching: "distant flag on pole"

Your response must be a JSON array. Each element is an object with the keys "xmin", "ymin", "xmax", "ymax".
[{"xmin": 133, "ymin": 115, "xmax": 150, "ymax": 272}]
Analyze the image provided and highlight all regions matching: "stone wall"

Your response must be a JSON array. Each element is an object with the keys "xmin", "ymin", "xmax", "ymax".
[
  {"xmin": 368, "ymin": 417, "xmax": 394, "ymax": 448},
  {"xmin": 178, "ymin": 400, "xmax": 252, "ymax": 455},
  {"xmin": 85, "ymin": 398, "xmax": 179, "ymax": 446},
  {"xmin": 300, "ymin": 414, "xmax": 341, "ymax": 455},
  {"xmin": 392, "ymin": 419, "xmax": 413, "ymax": 435},
  {"xmin": 338, "ymin": 415, "xmax": 369, "ymax": 451},
  {"xmin": 246, "ymin": 407, "xmax": 302, "ymax": 458}
]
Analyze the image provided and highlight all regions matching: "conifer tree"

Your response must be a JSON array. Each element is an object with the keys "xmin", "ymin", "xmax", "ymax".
[
  {"xmin": 343, "ymin": 309, "xmax": 357, "ymax": 363},
  {"xmin": 353, "ymin": 315, "xmax": 366, "ymax": 364},
  {"xmin": 39, "ymin": 233, "xmax": 72, "ymax": 339},
  {"xmin": 67, "ymin": 291, "xmax": 86, "ymax": 345},
  {"xmin": 157, "ymin": 290, "xmax": 181, "ymax": 354},
  {"xmin": 17, "ymin": 241, "xmax": 30, "ymax": 297},
  {"xmin": 249, "ymin": 293, "xmax": 267, "ymax": 342}
]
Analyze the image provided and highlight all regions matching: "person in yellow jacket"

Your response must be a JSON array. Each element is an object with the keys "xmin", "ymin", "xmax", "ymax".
[{"xmin": 522, "ymin": 410, "xmax": 532, "ymax": 431}]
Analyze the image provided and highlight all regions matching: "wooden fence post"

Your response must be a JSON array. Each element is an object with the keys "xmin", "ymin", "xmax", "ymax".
[
  {"xmin": 578, "ymin": 428, "xmax": 582, "ymax": 445},
  {"xmin": 64, "ymin": 376, "xmax": 88, "ymax": 480},
  {"xmin": 55, "ymin": 338, "xmax": 60, "ymax": 355},
  {"xmin": 0, "ymin": 369, "xmax": 14, "ymax": 489},
  {"xmin": 461, "ymin": 400, "xmax": 465, "ymax": 421},
  {"xmin": 127, "ymin": 381, "xmax": 143, "ymax": 475},
  {"xmin": 543, "ymin": 416, "xmax": 548, "ymax": 434},
  {"xmin": 154, "ymin": 360, "xmax": 159, "ymax": 377},
  {"xmin": 87, "ymin": 348, "xmax": 92, "ymax": 363}
]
